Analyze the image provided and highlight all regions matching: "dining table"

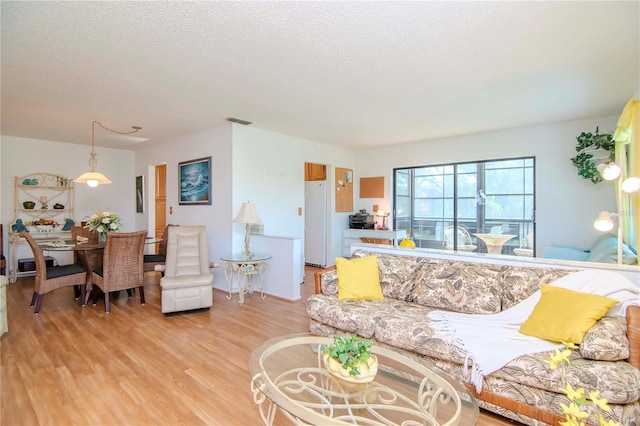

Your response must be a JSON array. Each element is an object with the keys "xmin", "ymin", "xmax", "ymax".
[
  {"xmin": 38, "ymin": 239, "xmax": 105, "ymax": 305},
  {"xmin": 38, "ymin": 237, "xmax": 162, "ymax": 305}
]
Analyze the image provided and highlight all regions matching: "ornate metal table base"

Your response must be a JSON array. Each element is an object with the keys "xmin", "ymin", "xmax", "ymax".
[
  {"xmin": 249, "ymin": 335, "xmax": 478, "ymax": 426},
  {"xmin": 221, "ymin": 253, "xmax": 271, "ymax": 305}
]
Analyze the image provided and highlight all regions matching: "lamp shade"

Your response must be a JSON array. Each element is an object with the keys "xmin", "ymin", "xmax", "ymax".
[
  {"xmin": 621, "ymin": 177, "xmax": 640, "ymax": 193},
  {"xmin": 597, "ymin": 163, "xmax": 621, "ymax": 180},
  {"xmin": 233, "ymin": 202, "xmax": 262, "ymax": 224},
  {"xmin": 74, "ymin": 120, "xmax": 140, "ymax": 187},
  {"xmin": 73, "ymin": 171, "xmax": 112, "ymax": 187},
  {"xmin": 593, "ymin": 211, "xmax": 615, "ymax": 232}
]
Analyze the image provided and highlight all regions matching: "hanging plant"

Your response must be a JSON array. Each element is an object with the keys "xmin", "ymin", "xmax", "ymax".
[{"xmin": 570, "ymin": 127, "xmax": 614, "ymax": 184}]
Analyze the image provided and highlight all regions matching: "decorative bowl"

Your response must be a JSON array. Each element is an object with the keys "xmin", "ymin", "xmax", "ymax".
[
  {"xmin": 23, "ymin": 201, "xmax": 35, "ymax": 209},
  {"xmin": 323, "ymin": 352, "xmax": 378, "ymax": 383}
]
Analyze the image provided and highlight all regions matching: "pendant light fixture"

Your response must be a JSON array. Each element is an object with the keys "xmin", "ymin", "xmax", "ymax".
[{"xmin": 74, "ymin": 120, "xmax": 142, "ymax": 187}]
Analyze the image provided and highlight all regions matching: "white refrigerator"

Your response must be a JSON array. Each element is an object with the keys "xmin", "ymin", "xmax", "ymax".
[{"xmin": 305, "ymin": 181, "xmax": 327, "ymax": 267}]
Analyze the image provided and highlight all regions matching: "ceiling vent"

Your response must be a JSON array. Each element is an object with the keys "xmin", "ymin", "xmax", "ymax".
[{"xmin": 226, "ymin": 117, "xmax": 252, "ymax": 126}]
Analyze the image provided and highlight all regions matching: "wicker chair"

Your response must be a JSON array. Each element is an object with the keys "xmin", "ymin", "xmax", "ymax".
[
  {"xmin": 70, "ymin": 226, "xmax": 98, "ymax": 262},
  {"xmin": 70, "ymin": 226, "xmax": 100, "ymax": 299},
  {"xmin": 160, "ymin": 226, "xmax": 213, "ymax": 314},
  {"xmin": 20, "ymin": 231, "xmax": 87, "ymax": 315},
  {"xmin": 91, "ymin": 230, "xmax": 147, "ymax": 313},
  {"xmin": 143, "ymin": 224, "xmax": 176, "ymax": 274}
]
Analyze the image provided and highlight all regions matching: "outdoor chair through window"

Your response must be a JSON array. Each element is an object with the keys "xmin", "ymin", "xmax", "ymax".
[{"xmin": 443, "ymin": 226, "xmax": 477, "ymax": 252}]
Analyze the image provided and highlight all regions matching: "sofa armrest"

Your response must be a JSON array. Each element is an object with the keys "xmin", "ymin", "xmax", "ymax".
[
  {"xmin": 627, "ymin": 305, "xmax": 640, "ymax": 371},
  {"xmin": 314, "ymin": 265, "xmax": 336, "ymax": 294}
]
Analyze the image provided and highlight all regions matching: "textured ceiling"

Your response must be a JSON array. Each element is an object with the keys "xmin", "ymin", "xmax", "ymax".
[{"xmin": 1, "ymin": 1, "xmax": 639, "ymax": 150}]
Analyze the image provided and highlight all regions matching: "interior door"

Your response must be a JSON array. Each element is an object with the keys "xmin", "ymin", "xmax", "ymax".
[{"xmin": 154, "ymin": 164, "xmax": 166, "ymax": 253}]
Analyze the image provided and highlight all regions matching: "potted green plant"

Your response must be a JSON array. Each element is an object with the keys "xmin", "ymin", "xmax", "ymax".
[
  {"xmin": 322, "ymin": 334, "xmax": 378, "ymax": 383},
  {"xmin": 570, "ymin": 127, "xmax": 615, "ymax": 184}
]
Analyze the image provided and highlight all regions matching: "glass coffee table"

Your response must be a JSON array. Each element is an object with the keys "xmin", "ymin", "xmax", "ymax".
[{"xmin": 249, "ymin": 334, "xmax": 479, "ymax": 426}]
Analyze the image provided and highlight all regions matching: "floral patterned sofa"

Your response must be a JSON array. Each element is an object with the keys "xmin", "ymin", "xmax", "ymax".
[{"xmin": 307, "ymin": 248, "xmax": 640, "ymax": 426}]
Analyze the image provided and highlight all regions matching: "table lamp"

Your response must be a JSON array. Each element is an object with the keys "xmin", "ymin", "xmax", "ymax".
[
  {"xmin": 234, "ymin": 202, "xmax": 262, "ymax": 257},
  {"xmin": 376, "ymin": 210, "xmax": 389, "ymax": 230}
]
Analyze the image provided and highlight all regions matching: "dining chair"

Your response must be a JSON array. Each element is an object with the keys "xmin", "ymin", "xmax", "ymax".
[
  {"xmin": 70, "ymin": 226, "xmax": 100, "ymax": 299},
  {"xmin": 20, "ymin": 231, "xmax": 88, "ymax": 315},
  {"xmin": 160, "ymin": 226, "xmax": 213, "ymax": 313},
  {"xmin": 143, "ymin": 224, "xmax": 177, "ymax": 274},
  {"xmin": 71, "ymin": 226, "xmax": 99, "ymax": 262},
  {"xmin": 91, "ymin": 230, "xmax": 147, "ymax": 313}
]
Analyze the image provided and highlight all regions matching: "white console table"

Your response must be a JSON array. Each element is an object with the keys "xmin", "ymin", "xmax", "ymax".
[{"xmin": 342, "ymin": 228, "xmax": 406, "ymax": 257}]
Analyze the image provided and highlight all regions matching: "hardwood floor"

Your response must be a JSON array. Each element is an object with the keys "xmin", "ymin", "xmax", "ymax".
[{"xmin": 1, "ymin": 267, "xmax": 519, "ymax": 425}]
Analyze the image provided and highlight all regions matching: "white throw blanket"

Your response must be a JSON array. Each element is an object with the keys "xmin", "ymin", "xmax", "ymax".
[{"xmin": 427, "ymin": 270, "xmax": 640, "ymax": 393}]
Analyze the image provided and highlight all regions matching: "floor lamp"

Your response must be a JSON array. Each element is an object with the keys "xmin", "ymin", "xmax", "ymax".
[{"xmin": 593, "ymin": 164, "xmax": 640, "ymax": 264}]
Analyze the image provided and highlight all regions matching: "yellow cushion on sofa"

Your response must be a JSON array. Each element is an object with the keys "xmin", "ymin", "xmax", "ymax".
[
  {"xmin": 519, "ymin": 284, "xmax": 618, "ymax": 344},
  {"xmin": 336, "ymin": 256, "xmax": 383, "ymax": 300}
]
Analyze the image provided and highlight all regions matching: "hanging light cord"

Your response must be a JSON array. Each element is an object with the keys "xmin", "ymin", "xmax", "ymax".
[
  {"xmin": 94, "ymin": 120, "xmax": 142, "ymax": 136},
  {"xmin": 88, "ymin": 120, "xmax": 142, "ymax": 170}
]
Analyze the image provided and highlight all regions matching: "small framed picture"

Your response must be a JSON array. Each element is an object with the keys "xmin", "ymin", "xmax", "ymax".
[
  {"xmin": 178, "ymin": 156, "xmax": 212, "ymax": 205},
  {"xmin": 135, "ymin": 175, "xmax": 145, "ymax": 213}
]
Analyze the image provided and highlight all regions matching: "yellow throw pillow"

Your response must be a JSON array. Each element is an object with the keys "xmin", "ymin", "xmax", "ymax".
[
  {"xmin": 519, "ymin": 284, "xmax": 618, "ymax": 344},
  {"xmin": 336, "ymin": 255, "xmax": 383, "ymax": 300}
]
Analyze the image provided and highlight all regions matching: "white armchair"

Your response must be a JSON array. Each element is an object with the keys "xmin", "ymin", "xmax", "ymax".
[{"xmin": 160, "ymin": 226, "xmax": 213, "ymax": 314}]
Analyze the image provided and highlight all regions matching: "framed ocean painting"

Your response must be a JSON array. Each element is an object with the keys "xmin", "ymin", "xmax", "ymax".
[{"xmin": 178, "ymin": 156, "xmax": 212, "ymax": 205}]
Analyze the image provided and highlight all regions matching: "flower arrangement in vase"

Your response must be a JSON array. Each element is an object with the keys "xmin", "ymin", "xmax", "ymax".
[
  {"xmin": 85, "ymin": 211, "xmax": 122, "ymax": 242},
  {"xmin": 322, "ymin": 334, "xmax": 378, "ymax": 383}
]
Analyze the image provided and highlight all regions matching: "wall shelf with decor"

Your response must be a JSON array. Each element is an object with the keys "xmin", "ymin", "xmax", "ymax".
[{"xmin": 7, "ymin": 172, "xmax": 76, "ymax": 282}]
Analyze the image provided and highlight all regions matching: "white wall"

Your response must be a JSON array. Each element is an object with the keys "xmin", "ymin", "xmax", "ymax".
[
  {"xmin": 1, "ymin": 136, "xmax": 136, "ymax": 230},
  {"xmin": 1, "ymin": 136, "xmax": 136, "ymax": 271},
  {"xmin": 133, "ymin": 123, "xmax": 356, "ymax": 294},
  {"xmin": 353, "ymin": 115, "xmax": 619, "ymax": 254},
  {"xmin": 134, "ymin": 125, "xmax": 233, "ymax": 272},
  {"xmin": 1, "ymin": 114, "xmax": 621, "ymax": 274},
  {"xmin": 231, "ymin": 124, "xmax": 357, "ymax": 266}
]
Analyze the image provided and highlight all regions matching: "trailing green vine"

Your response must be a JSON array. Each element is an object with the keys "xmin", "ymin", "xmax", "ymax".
[{"xmin": 570, "ymin": 127, "xmax": 614, "ymax": 184}]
